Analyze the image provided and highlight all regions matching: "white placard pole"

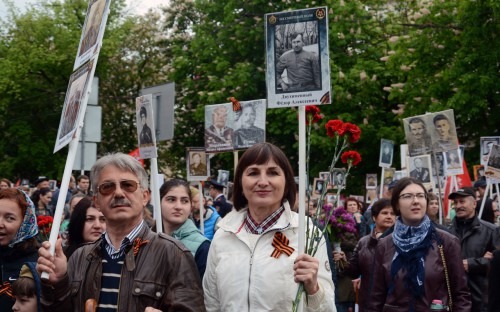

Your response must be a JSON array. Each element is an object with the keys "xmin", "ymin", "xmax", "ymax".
[
  {"xmin": 150, "ymin": 158, "xmax": 162, "ymax": 233},
  {"xmin": 297, "ymin": 106, "xmax": 306, "ymax": 312},
  {"xmin": 379, "ymin": 167, "xmax": 385, "ymax": 200},
  {"xmin": 41, "ymin": 126, "xmax": 82, "ymax": 279},
  {"xmin": 478, "ymin": 178, "xmax": 491, "ymax": 219},
  {"xmin": 198, "ymin": 182, "xmax": 204, "ymax": 235},
  {"xmin": 234, "ymin": 150, "xmax": 239, "ymax": 173}
]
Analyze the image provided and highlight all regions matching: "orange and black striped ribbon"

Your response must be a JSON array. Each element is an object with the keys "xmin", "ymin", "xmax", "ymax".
[
  {"xmin": 132, "ymin": 238, "xmax": 149, "ymax": 256},
  {"xmin": 271, "ymin": 232, "xmax": 295, "ymax": 259},
  {"xmin": 320, "ymin": 91, "xmax": 330, "ymax": 104},
  {"xmin": 230, "ymin": 97, "xmax": 241, "ymax": 111},
  {"xmin": 0, "ymin": 281, "xmax": 14, "ymax": 299}
]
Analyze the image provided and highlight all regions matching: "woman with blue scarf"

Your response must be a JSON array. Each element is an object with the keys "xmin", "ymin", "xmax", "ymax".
[{"xmin": 366, "ymin": 177, "xmax": 471, "ymax": 312}]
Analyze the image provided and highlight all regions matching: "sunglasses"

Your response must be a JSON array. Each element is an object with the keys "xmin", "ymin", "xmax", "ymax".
[{"xmin": 97, "ymin": 180, "xmax": 140, "ymax": 195}]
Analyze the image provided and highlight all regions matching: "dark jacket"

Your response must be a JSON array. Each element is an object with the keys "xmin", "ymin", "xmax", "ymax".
[
  {"xmin": 345, "ymin": 231, "xmax": 379, "ymax": 312},
  {"xmin": 449, "ymin": 216, "xmax": 499, "ymax": 312},
  {"xmin": 40, "ymin": 225, "xmax": 206, "ymax": 312},
  {"xmin": 0, "ymin": 239, "xmax": 39, "ymax": 311},
  {"xmin": 366, "ymin": 228, "xmax": 471, "ymax": 312},
  {"xmin": 488, "ymin": 250, "xmax": 500, "ymax": 312}
]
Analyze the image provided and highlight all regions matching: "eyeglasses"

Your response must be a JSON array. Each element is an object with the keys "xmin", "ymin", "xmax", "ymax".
[
  {"xmin": 399, "ymin": 193, "xmax": 427, "ymax": 201},
  {"xmin": 97, "ymin": 180, "xmax": 140, "ymax": 195}
]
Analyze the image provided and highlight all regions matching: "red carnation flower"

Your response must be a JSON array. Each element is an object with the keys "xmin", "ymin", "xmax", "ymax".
[
  {"xmin": 304, "ymin": 105, "xmax": 322, "ymax": 125},
  {"xmin": 325, "ymin": 120, "xmax": 345, "ymax": 137},
  {"xmin": 341, "ymin": 150, "xmax": 362, "ymax": 166},
  {"xmin": 343, "ymin": 123, "xmax": 361, "ymax": 143}
]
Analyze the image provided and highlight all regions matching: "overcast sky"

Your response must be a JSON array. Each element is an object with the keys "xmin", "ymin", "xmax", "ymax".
[{"xmin": 0, "ymin": 0, "xmax": 170, "ymax": 20}]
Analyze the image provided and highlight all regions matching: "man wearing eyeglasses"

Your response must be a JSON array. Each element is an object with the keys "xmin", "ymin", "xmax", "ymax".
[
  {"xmin": 37, "ymin": 153, "xmax": 205, "ymax": 311},
  {"xmin": 448, "ymin": 187, "xmax": 499, "ymax": 312}
]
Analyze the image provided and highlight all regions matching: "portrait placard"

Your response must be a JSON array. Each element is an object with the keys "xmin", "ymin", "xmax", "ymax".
[
  {"xmin": 217, "ymin": 170, "xmax": 230, "ymax": 187},
  {"xmin": 443, "ymin": 148, "xmax": 463, "ymax": 176},
  {"xmin": 383, "ymin": 168, "xmax": 396, "ymax": 186},
  {"xmin": 407, "ymin": 155, "xmax": 433, "ymax": 185},
  {"xmin": 473, "ymin": 165, "xmax": 485, "ymax": 181},
  {"xmin": 379, "ymin": 139, "xmax": 394, "ymax": 168},
  {"xmin": 365, "ymin": 189, "xmax": 377, "ymax": 204},
  {"xmin": 365, "ymin": 174, "xmax": 377, "ymax": 190},
  {"xmin": 136, "ymin": 94, "xmax": 157, "ymax": 159},
  {"xmin": 54, "ymin": 59, "xmax": 95, "ymax": 153},
  {"xmin": 234, "ymin": 99, "xmax": 266, "ymax": 149},
  {"xmin": 312, "ymin": 178, "xmax": 325, "ymax": 198},
  {"xmin": 485, "ymin": 144, "xmax": 500, "ymax": 179},
  {"xmin": 74, "ymin": 0, "xmax": 110, "ymax": 69},
  {"xmin": 331, "ymin": 168, "xmax": 346, "ymax": 189},
  {"xmin": 403, "ymin": 114, "xmax": 432, "ymax": 156},
  {"xmin": 429, "ymin": 109, "xmax": 459, "ymax": 153},
  {"xmin": 480, "ymin": 136, "xmax": 500, "ymax": 166},
  {"xmin": 265, "ymin": 7, "xmax": 330, "ymax": 108},
  {"xmin": 205, "ymin": 103, "xmax": 234, "ymax": 153},
  {"xmin": 186, "ymin": 148, "xmax": 210, "ymax": 182}
]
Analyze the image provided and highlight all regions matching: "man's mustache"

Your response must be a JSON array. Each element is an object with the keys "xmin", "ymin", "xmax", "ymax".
[{"xmin": 110, "ymin": 198, "xmax": 132, "ymax": 208}]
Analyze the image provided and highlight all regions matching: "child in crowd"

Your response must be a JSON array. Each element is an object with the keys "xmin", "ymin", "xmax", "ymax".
[{"xmin": 11, "ymin": 262, "xmax": 41, "ymax": 312}]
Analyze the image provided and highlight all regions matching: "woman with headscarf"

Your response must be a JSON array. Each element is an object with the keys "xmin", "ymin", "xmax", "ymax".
[
  {"xmin": 0, "ymin": 188, "xmax": 39, "ymax": 311},
  {"xmin": 366, "ymin": 177, "xmax": 471, "ymax": 311}
]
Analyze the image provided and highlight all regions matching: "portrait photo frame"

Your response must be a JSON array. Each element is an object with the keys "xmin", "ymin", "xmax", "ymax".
[
  {"xmin": 312, "ymin": 178, "xmax": 325, "ymax": 198},
  {"xmin": 136, "ymin": 94, "xmax": 157, "ymax": 159},
  {"xmin": 403, "ymin": 114, "xmax": 433, "ymax": 157},
  {"xmin": 217, "ymin": 169, "xmax": 230, "ymax": 187},
  {"xmin": 486, "ymin": 144, "xmax": 500, "ymax": 179},
  {"xmin": 233, "ymin": 99, "xmax": 267, "ymax": 150},
  {"xmin": 205, "ymin": 103, "xmax": 234, "ymax": 153},
  {"xmin": 429, "ymin": 109, "xmax": 459, "ymax": 153},
  {"xmin": 443, "ymin": 148, "xmax": 463, "ymax": 176},
  {"xmin": 407, "ymin": 155, "xmax": 433, "ymax": 184},
  {"xmin": 365, "ymin": 174, "xmax": 377, "ymax": 190},
  {"xmin": 186, "ymin": 148, "xmax": 210, "ymax": 182},
  {"xmin": 379, "ymin": 139, "xmax": 394, "ymax": 168},
  {"xmin": 265, "ymin": 7, "xmax": 331, "ymax": 108},
  {"xmin": 480, "ymin": 136, "xmax": 500, "ymax": 166},
  {"xmin": 331, "ymin": 168, "xmax": 346, "ymax": 190},
  {"xmin": 74, "ymin": 0, "xmax": 110, "ymax": 69}
]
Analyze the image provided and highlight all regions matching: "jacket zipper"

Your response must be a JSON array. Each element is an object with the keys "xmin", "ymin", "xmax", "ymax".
[{"xmin": 243, "ymin": 224, "xmax": 291, "ymax": 311}]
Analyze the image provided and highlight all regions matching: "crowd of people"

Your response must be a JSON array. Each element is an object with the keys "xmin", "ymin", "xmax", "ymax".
[{"xmin": 1, "ymin": 142, "xmax": 499, "ymax": 311}]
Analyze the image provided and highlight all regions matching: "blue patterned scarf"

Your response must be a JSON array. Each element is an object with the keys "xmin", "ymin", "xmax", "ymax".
[
  {"xmin": 9, "ymin": 189, "xmax": 39, "ymax": 247},
  {"xmin": 390, "ymin": 215, "xmax": 436, "ymax": 309}
]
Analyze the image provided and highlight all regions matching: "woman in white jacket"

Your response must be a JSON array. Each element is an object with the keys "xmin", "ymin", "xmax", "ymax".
[{"xmin": 203, "ymin": 143, "xmax": 335, "ymax": 311}]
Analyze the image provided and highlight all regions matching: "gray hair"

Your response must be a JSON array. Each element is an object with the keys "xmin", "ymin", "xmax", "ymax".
[{"xmin": 90, "ymin": 153, "xmax": 149, "ymax": 194}]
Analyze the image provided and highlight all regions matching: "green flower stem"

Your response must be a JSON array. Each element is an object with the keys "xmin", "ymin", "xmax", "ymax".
[{"xmin": 292, "ymin": 283, "xmax": 305, "ymax": 312}]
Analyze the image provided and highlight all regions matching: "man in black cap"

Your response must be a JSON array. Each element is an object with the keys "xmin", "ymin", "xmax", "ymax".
[
  {"xmin": 448, "ymin": 187, "xmax": 499, "ymax": 312},
  {"xmin": 35, "ymin": 176, "xmax": 50, "ymax": 190},
  {"xmin": 474, "ymin": 179, "xmax": 495, "ymax": 224},
  {"xmin": 208, "ymin": 179, "xmax": 232, "ymax": 218}
]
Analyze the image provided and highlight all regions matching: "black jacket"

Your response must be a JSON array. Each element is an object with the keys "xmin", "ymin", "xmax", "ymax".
[{"xmin": 449, "ymin": 216, "xmax": 500, "ymax": 312}]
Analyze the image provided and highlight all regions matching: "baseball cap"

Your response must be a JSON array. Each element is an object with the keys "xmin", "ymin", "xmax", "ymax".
[
  {"xmin": 34, "ymin": 176, "xmax": 49, "ymax": 186},
  {"xmin": 473, "ymin": 179, "xmax": 487, "ymax": 188},
  {"xmin": 448, "ymin": 187, "xmax": 476, "ymax": 200}
]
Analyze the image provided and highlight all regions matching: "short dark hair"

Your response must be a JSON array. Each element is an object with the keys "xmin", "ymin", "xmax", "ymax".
[
  {"xmin": 371, "ymin": 198, "xmax": 393, "ymax": 218},
  {"xmin": 12, "ymin": 277, "xmax": 36, "ymax": 298},
  {"xmin": 67, "ymin": 197, "xmax": 93, "ymax": 247},
  {"xmin": 30, "ymin": 187, "xmax": 52, "ymax": 206},
  {"xmin": 77, "ymin": 174, "xmax": 89, "ymax": 183},
  {"xmin": 390, "ymin": 177, "xmax": 428, "ymax": 216},
  {"xmin": 408, "ymin": 117, "xmax": 426, "ymax": 130},
  {"xmin": 433, "ymin": 113, "xmax": 449, "ymax": 125},
  {"xmin": 140, "ymin": 106, "xmax": 147, "ymax": 118},
  {"xmin": 232, "ymin": 143, "xmax": 296, "ymax": 210}
]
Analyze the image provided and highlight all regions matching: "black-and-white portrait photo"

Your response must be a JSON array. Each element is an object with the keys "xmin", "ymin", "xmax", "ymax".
[
  {"xmin": 312, "ymin": 178, "xmax": 325, "ymax": 197},
  {"xmin": 217, "ymin": 170, "xmax": 230, "ymax": 187},
  {"xmin": 265, "ymin": 7, "xmax": 330, "ymax": 108},
  {"xmin": 138, "ymin": 106, "xmax": 153, "ymax": 145},
  {"xmin": 187, "ymin": 150, "xmax": 208, "ymax": 179},
  {"xmin": 383, "ymin": 168, "xmax": 396, "ymax": 185},
  {"xmin": 408, "ymin": 155, "xmax": 432, "ymax": 183},
  {"xmin": 430, "ymin": 110, "xmax": 459, "ymax": 153},
  {"xmin": 443, "ymin": 148, "xmax": 463, "ymax": 176},
  {"xmin": 135, "ymin": 94, "xmax": 157, "ymax": 159},
  {"xmin": 480, "ymin": 136, "xmax": 500, "ymax": 166},
  {"xmin": 379, "ymin": 139, "xmax": 394, "ymax": 167},
  {"xmin": 205, "ymin": 104, "xmax": 234, "ymax": 153},
  {"xmin": 403, "ymin": 115, "xmax": 432, "ymax": 156},
  {"xmin": 275, "ymin": 25, "xmax": 320, "ymax": 93},
  {"xmin": 365, "ymin": 174, "xmax": 377, "ymax": 190},
  {"xmin": 331, "ymin": 168, "xmax": 346, "ymax": 189},
  {"xmin": 233, "ymin": 100, "xmax": 266, "ymax": 149}
]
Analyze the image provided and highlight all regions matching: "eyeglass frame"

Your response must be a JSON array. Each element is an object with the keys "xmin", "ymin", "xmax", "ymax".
[
  {"xmin": 96, "ymin": 180, "xmax": 141, "ymax": 196},
  {"xmin": 398, "ymin": 193, "xmax": 427, "ymax": 201}
]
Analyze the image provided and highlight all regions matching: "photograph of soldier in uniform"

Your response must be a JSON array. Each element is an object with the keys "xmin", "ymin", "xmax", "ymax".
[
  {"xmin": 443, "ymin": 148, "xmax": 463, "ymax": 176},
  {"xmin": 205, "ymin": 104, "xmax": 234, "ymax": 152},
  {"xmin": 79, "ymin": 0, "xmax": 106, "ymax": 56},
  {"xmin": 366, "ymin": 174, "xmax": 377, "ymax": 190},
  {"xmin": 135, "ymin": 94, "xmax": 157, "ymax": 159},
  {"xmin": 312, "ymin": 178, "xmax": 325, "ymax": 197},
  {"xmin": 189, "ymin": 152, "xmax": 207, "ymax": 176},
  {"xmin": 403, "ymin": 115, "xmax": 432, "ymax": 156},
  {"xmin": 138, "ymin": 106, "xmax": 153, "ymax": 145},
  {"xmin": 408, "ymin": 155, "xmax": 432, "ymax": 183},
  {"xmin": 233, "ymin": 100, "xmax": 266, "ymax": 149},
  {"xmin": 430, "ymin": 110, "xmax": 459, "ymax": 153},
  {"xmin": 486, "ymin": 144, "xmax": 500, "ymax": 179},
  {"xmin": 331, "ymin": 168, "xmax": 346, "ymax": 189},
  {"xmin": 217, "ymin": 170, "xmax": 230, "ymax": 187}
]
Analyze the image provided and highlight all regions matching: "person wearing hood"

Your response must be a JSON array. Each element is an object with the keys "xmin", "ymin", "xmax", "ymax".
[
  {"xmin": 158, "ymin": 179, "xmax": 210, "ymax": 278},
  {"xmin": 12, "ymin": 262, "xmax": 42, "ymax": 312},
  {"xmin": 0, "ymin": 188, "xmax": 39, "ymax": 311}
]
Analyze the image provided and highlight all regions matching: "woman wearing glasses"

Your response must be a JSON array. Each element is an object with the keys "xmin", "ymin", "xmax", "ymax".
[{"xmin": 366, "ymin": 177, "xmax": 471, "ymax": 312}]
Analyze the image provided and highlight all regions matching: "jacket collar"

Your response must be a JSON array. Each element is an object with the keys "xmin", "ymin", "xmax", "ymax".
[{"xmin": 218, "ymin": 200, "xmax": 294, "ymax": 234}]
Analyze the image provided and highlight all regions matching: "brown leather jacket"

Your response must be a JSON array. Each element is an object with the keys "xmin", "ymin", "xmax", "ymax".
[
  {"xmin": 365, "ymin": 228, "xmax": 471, "ymax": 312},
  {"xmin": 41, "ymin": 225, "xmax": 206, "ymax": 312}
]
